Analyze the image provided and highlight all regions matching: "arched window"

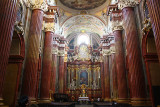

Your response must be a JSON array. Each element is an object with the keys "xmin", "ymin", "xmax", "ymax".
[{"xmin": 77, "ymin": 33, "xmax": 90, "ymax": 45}]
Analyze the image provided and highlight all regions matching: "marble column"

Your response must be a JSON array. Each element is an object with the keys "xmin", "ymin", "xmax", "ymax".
[
  {"xmin": 111, "ymin": 53, "xmax": 118, "ymax": 101},
  {"xmin": 58, "ymin": 48, "xmax": 65, "ymax": 93},
  {"xmin": 147, "ymin": 0, "xmax": 160, "ymax": 64},
  {"xmin": 64, "ymin": 53, "xmax": 68, "ymax": 93},
  {"xmin": 0, "ymin": 0, "xmax": 19, "ymax": 104},
  {"xmin": 118, "ymin": 0, "xmax": 147, "ymax": 105},
  {"xmin": 104, "ymin": 55, "xmax": 111, "ymax": 101},
  {"xmin": 21, "ymin": 1, "xmax": 47, "ymax": 101},
  {"xmin": 40, "ymin": 23, "xmax": 54, "ymax": 101},
  {"xmin": 113, "ymin": 27, "xmax": 128, "ymax": 102},
  {"xmin": 100, "ymin": 54, "xmax": 105, "ymax": 100},
  {"xmin": 51, "ymin": 43, "xmax": 58, "ymax": 94}
]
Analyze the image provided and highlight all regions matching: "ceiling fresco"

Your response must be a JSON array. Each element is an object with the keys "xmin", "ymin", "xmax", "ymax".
[
  {"xmin": 61, "ymin": 15, "xmax": 106, "ymax": 37},
  {"xmin": 59, "ymin": 0, "xmax": 107, "ymax": 10}
]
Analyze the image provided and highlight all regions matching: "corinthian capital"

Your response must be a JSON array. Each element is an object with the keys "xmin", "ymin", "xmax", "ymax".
[
  {"xmin": 118, "ymin": 0, "xmax": 139, "ymax": 10},
  {"xmin": 44, "ymin": 22, "xmax": 55, "ymax": 32},
  {"xmin": 112, "ymin": 20, "xmax": 123, "ymax": 31},
  {"xmin": 113, "ymin": 25, "xmax": 123, "ymax": 31},
  {"xmin": 26, "ymin": 0, "xmax": 48, "ymax": 11},
  {"xmin": 58, "ymin": 50, "xmax": 65, "ymax": 56}
]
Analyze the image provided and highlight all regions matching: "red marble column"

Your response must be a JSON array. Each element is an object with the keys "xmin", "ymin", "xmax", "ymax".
[
  {"xmin": 122, "ymin": 6, "xmax": 147, "ymax": 100},
  {"xmin": 36, "ymin": 55, "xmax": 41, "ymax": 99},
  {"xmin": 113, "ymin": 29, "xmax": 128, "ymax": 101},
  {"xmin": 64, "ymin": 61, "xmax": 67, "ymax": 93},
  {"xmin": 51, "ymin": 52, "xmax": 57, "ymax": 94},
  {"xmin": 100, "ymin": 61, "xmax": 105, "ymax": 100},
  {"xmin": 111, "ymin": 54, "xmax": 118, "ymax": 100},
  {"xmin": 21, "ymin": 9, "xmax": 43, "ymax": 100},
  {"xmin": 40, "ymin": 31, "xmax": 53, "ymax": 100},
  {"xmin": 59, "ymin": 50, "xmax": 65, "ymax": 93},
  {"xmin": 147, "ymin": 0, "xmax": 160, "ymax": 64},
  {"xmin": 104, "ymin": 55, "xmax": 111, "ymax": 101},
  {"xmin": 0, "ymin": 0, "xmax": 19, "ymax": 103}
]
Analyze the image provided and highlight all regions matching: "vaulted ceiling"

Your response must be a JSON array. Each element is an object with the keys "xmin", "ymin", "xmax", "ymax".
[{"xmin": 56, "ymin": 0, "xmax": 113, "ymax": 38}]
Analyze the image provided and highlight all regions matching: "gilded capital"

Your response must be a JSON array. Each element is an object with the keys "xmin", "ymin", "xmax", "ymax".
[
  {"xmin": 111, "ymin": 20, "xmax": 123, "ymax": 32},
  {"xmin": 102, "ymin": 49, "xmax": 111, "ymax": 56},
  {"xmin": 110, "ymin": 46, "xmax": 116, "ymax": 54},
  {"xmin": 44, "ymin": 22, "xmax": 55, "ymax": 32},
  {"xmin": 113, "ymin": 25, "xmax": 123, "ymax": 31},
  {"xmin": 52, "ymin": 48, "xmax": 58, "ymax": 54},
  {"xmin": 118, "ymin": 0, "xmax": 139, "ymax": 10},
  {"xmin": 26, "ymin": 0, "xmax": 48, "ymax": 11},
  {"xmin": 58, "ymin": 50, "xmax": 65, "ymax": 56}
]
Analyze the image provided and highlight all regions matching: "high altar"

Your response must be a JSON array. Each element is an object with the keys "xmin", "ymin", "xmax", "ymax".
[{"xmin": 65, "ymin": 44, "xmax": 102, "ymax": 101}]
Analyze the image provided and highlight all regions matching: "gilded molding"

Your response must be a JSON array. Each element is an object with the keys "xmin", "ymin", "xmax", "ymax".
[
  {"xmin": 102, "ymin": 46, "xmax": 116, "ymax": 56},
  {"xmin": 44, "ymin": 14, "xmax": 55, "ymax": 19},
  {"xmin": 44, "ymin": 22, "xmax": 55, "ymax": 32},
  {"xmin": 58, "ymin": 50, "xmax": 65, "ymax": 56},
  {"xmin": 110, "ymin": 46, "xmax": 116, "ymax": 54},
  {"xmin": 14, "ymin": 21, "xmax": 24, "ymax": 35},
  {"xmin": 118, "ymin": 0, "xmax": 139, "ymax": 10},
  {"xmin": 112, "ymin": 25, "xmax": 123, "ymax": 32},
  {"xmin": 25, "ymin": 0, "xmax": 48, "ymax": 11},
  {"xmin": 102, "ymin": 49, "xmax": 111, "ymax": 56},
  {"xmin": 142, "ymin": 18, "xmax": 152, "ymax": 35},
  {"xmin": 52, "ymin": 48, "xmax": 58, "ymax": 54}
]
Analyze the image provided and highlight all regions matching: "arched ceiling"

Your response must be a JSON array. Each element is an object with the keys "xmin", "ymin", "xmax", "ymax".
[
  {"xmin": 56, "ymin": 0, "xmax": 114, "ymax": 38},
  {"xmin": 59, "ymin": 0, "xmax": 107, "ymax": 10},
  {"xmin": 61, "ymin": 15, "xmax": 107, "ymax": 38}
]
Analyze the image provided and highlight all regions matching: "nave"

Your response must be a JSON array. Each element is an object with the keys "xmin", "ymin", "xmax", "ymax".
[{"xmin": 1, "ymin": 0, "xmax": 160, "ymax": 107}]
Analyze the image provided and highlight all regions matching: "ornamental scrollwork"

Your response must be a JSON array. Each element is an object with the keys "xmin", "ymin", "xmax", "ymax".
[{"xmin": 118, "ymin": 0, "xmax": 139, "ymax": 10}]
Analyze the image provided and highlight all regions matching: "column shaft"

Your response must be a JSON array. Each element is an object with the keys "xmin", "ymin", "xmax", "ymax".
[
  {"xmin": 100, "ymin": 61, "xmax": 104, "ymax": 99},
  {"xmin": 122, "ymin": 7, "xmax": 146, "ymax": 99},
  {"xmin": 40, "ymin": 31, "xmax": 53, "ymax": 99},
  {"xmin": 59, "ymin": 56, "xmax": 64, "ymax": 93},
  {"xmin": 104, "ymin": 55, "xmax": 110, "ymax": 101},
  {"xmin": 21, "ymin": 9, "xmax": 43, "ymax": 99},
  {"xmin": 0, "ymin": 0, "xmax": 19, "ymax": 101},
  {"xmin": 114, "ymin": 30, "xmax": 128, "ymax": 100},
  {"xmin": 111, "ymin": 54, "xmax": 118, "ymax": 100},
  {"xmin": 64, "ymin": 62, "xmax": 67, "ymax": 93},
  {"xmin": 51, "ymin": 54, "xmax": 57, "ymax": 94}
]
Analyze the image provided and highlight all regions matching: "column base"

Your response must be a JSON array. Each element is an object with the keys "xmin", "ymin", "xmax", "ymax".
[
  {"xmin": 131, "ymin": 98, "xmax": 152, "ymax": 107},
  {"xmin": 0, "ymin": 98, "xmax": 4, "ymax": 106},
  {"xmin": 112, "ymin": 98, "xmax": 117, "ymax": 102},
  {"xmin": 0, "ymin": 105, "xmax": 9, "ymax": 107},
  {"xmin": 117, "ymin": 98, "xmax": 130, "ymax": 104},
  {"xmin": 30, "ymin": 98, "xmax": 37, "ymax": 104},
  {"xmin": 38, "ymin": 98, "xmax": 51, "ymax": 104},
  {"xmin": 0, "ymin": 98, "xmax": 9, "ymax": 107},
  {"xmin": 104, "ymin": 98, "xmax": 112, "ymax": 102}
]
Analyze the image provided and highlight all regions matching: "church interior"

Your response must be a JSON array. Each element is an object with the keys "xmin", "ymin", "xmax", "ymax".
[{"xmin": 0, "ymin": 0, "xmax": 160, "ymax": 107}]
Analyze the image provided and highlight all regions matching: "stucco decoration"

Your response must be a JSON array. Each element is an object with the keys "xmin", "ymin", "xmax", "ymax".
[
  {"xmin": 59, "ymin": 0, "xmax": 106, "ymax": 10},
  {"xmin": 61, "ymin": 15, "xmax": 106, "ymax": 37}
]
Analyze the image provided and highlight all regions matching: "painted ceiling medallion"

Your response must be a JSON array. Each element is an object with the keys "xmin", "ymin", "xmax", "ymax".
[{"xmin": 59, "ymin": 0, "xmax": 106, "ymax": 10}]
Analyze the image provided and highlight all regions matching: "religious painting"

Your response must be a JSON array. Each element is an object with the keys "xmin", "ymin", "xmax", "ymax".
[
  {"xmin": 60, "ymin": 0, "xmax": 106, "ymax": 10},
  {"xmin": 80, "ymin": 70, "xmax": 88, "ymax": 85}
]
